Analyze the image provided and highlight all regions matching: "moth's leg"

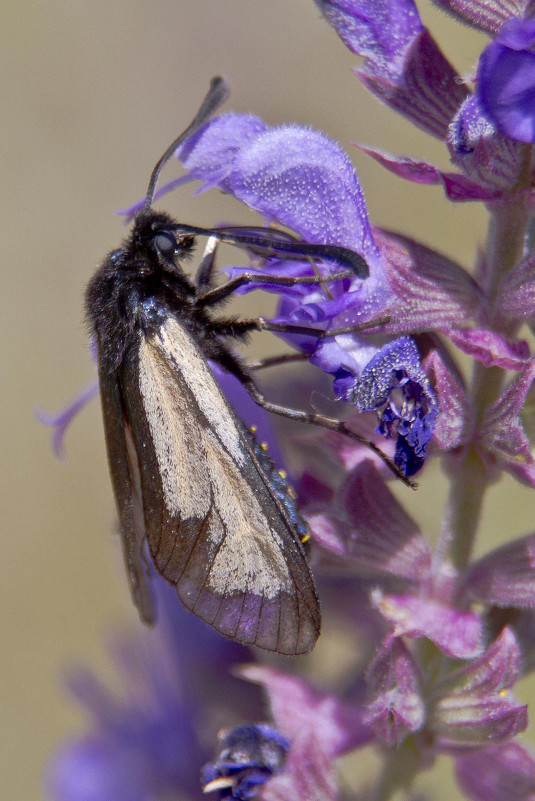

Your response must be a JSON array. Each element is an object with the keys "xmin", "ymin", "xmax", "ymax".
[
  {"xmin": 247, "ymin": 352, "xmax": 311, "ymax": 371},
  {"xmin": 198, "ymin": 269, "xmax": 353, "ymax": 307},
  {"xmin": 242, "ymin": 380, "xmax": 416, "ymax": 489},
  {"xmin": 195, "ymin": 235, "xmax": 220, "ymax": 290},
  {"xmin": 211, "ymin": 315, "xmax": 390, "ymax": 339}
]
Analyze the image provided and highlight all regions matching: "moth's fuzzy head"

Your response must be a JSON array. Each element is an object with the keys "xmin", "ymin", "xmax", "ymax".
[{"xmin": 129, "ymin": 209, "xmax": 196, "ymax": 274}]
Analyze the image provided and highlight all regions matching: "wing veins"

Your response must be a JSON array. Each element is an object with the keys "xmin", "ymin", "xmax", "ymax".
[{"xmin": 174, "ymin": 502, "xmax": 214, "ymax": 585}]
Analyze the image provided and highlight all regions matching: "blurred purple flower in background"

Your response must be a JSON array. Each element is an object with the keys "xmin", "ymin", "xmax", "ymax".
[{"xmin": 44, "ymin": 0, "xmax": 535, "ymax": 798}]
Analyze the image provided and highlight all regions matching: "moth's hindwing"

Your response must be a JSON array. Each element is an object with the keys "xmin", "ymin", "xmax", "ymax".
[
  {"xmin": 120, "ymin": 316, "xmax": 321, "ymax": 655},
  {"xmin": 97, "ymin": 365, "xmax": 155, "ymax": 624}
]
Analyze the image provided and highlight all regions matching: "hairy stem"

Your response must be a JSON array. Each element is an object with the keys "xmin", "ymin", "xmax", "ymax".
[{"xmin": 436, "ymin": 184, "xmax": 531, "ymax": 574}]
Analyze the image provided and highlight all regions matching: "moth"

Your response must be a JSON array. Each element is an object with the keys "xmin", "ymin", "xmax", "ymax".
[{"xmin": 86, "ymin": 77, "xmax": 389, "ymax": 655}]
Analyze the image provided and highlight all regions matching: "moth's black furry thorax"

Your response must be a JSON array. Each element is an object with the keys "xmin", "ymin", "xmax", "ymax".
[{"xmin": 85, "ymin": 210, "xmax": 199, "ymax": 372}]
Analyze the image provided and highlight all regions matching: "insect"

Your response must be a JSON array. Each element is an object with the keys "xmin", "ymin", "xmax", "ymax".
[{"xmin": 86, "ymin": 77, "xmax": 403, "ymax": 655}]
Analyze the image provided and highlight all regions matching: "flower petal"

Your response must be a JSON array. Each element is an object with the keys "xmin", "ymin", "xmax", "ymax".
[
  {"xmin": 478, "ymin": 18, "xmax": 535, "ymax": 143},
  {"xmin": 261, "ymin": 732, "xmax": 338, "ymax": 801},
  {"xmin": 433, "ymin": 628, "xmax": 522, "ymax": 697},
  {"xmin": 464, "ymin": 532, "xmax": 535, "ymax": 608},
  {"xmin": 423, "ymin": 348, "xmax": 472, "ymax": 450},
  {"xmin": 365, "ymin": 636, "xmax": 425, "ymax": 745},
  {"xmin": 238, "ymin": 665, "xmax": 373, "ymax": 758},
  {"xmin": 314, "ymin": 1, "xmax": 467, "ymax": 138},
  {"xmin": 447, "ymin": 328, "xmax": 531, "ymax": 371},
  {"xmin": 455, "ymin": 743, "xmax": 535, "ymax": 801},
  {"xmin": 374, "ymin": 228, "xmax": 481, "ymax": 335},
  {"xmin": 372, "ymin": 589, "xmax": 484, "ymax": 659},
  {"xmin": 479, "ymin": 360, "xmax": 535, "ymax": 486}
]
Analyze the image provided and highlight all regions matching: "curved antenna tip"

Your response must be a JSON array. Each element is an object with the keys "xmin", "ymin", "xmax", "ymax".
[{"xmin": 142, "ymin": 76, "xmax": 230, "ymax": 213}]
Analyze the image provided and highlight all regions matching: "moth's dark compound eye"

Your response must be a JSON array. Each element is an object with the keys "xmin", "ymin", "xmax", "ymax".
[{"xmin": 154, "ymin": 231, "xmax": 178, "ymax": 256}]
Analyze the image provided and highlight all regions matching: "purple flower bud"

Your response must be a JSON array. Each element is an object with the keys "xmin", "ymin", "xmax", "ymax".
[
  {"xmin": 447, "ymin": 95, "xmax": 528, "ymax": 196},
  {"xmin": 365, "ymin": 636, "xmax": 425, "ymax": 745},
  {"xmin": 478, "ymin": 17, "xmax": 535, "ymax": 143},
  {"xmin": 201, "ymin": 724, "xmax": 289, "ymax": 800}
]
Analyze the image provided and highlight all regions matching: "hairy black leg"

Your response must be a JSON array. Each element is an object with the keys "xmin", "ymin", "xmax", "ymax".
[
  {"xmin": 243, "ymin": 381, "xmax": 417, "ymax": 489},
  {"xmin": 247, "ymin": 353, "xmax": 311, "ymax": 371},
  {"xmin": 198, "ymin": 269, "xmax": 354, "ymax": 307}
]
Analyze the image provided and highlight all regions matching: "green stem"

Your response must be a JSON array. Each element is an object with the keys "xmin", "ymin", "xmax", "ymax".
[
  {"xmin": 435, "ymin": 157, "xmax": 532, "ymax": 574},
  {"xmin": 370, "ymin": 740, "xmax": 422, "ymax": 801}
]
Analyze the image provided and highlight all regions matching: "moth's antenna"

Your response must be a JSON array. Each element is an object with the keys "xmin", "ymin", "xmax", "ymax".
[{"xmin": 143, "ymin": 76, "xmax": 229, "ymax": 213}]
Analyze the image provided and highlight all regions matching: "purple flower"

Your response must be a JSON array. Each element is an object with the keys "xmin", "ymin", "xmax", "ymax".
[
  {"xmin": 313, "ymin": 0, "xmax": 468, "ymax": 138},
  {"xmin": 312, "ymin": 336, "xmax": 438, "ymax": 475},
  {"xmin": 46, "ymin": 0, "xmax": 535, "ymax": 795},
  {"xmin": 46, "ymin": 579, "xmax": 263, "ymax": 801},
  {"xmin": 174, "ymin": 113, "xmax": 391, "ymax": 326},
  {"xmin": 201, "ymin": 724, "xmax": 289, "ymax": 800},
  {"xmin": 364, "ymin": 635, "xmax": 425, "ymax": 745},
  {"xmin": 456, "ymin": 742, "xmax": 535, "ymax": 801},
  {"xmin": 478, "ymin": 17, "xmax": 535, "ymax": 143}
]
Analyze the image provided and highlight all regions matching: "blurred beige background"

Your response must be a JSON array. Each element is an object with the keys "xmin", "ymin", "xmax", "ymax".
[{"xmin": 3, "ymin": 1, "xmax": 535, "ymax": 799}]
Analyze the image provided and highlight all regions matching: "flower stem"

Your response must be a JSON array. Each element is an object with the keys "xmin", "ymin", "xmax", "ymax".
[
  {"xmin": 370, "ymin": 740, "xmax": 422, "ymax": 801},
  {"xmin": 436, "ymin": 185, "xmax": 531, "ymax": 575}
]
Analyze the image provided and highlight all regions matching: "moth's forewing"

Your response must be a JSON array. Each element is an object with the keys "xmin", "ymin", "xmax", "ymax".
[
  {"xmin": 119, "ymin": 317, "xmax": 321, "ymax": 655},
  {"xmin": 97, "ymin": 366, "xmax": 155, "ymax": 623}
]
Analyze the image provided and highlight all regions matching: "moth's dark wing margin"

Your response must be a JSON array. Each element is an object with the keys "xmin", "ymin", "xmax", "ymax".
[
  {"xmin": 119, "ymin": 319, "xmax": 321, "ymax": 654},
  {"xmin": 97, "ymin": 366, "xmax": 155, "ymax": 623}
]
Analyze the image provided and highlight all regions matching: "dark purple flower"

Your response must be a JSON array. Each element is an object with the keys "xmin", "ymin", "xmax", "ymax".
[
  {"xmin": 312, "ymin": 336, "xmax": 438, "ymax": 476},
  {"xmin": 201, "ymin": 724, "xmax": 289, "ymax": 800},
  {"xmin": 478, "ymin": 17, "xmax": 535, "ymax": 143}
]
